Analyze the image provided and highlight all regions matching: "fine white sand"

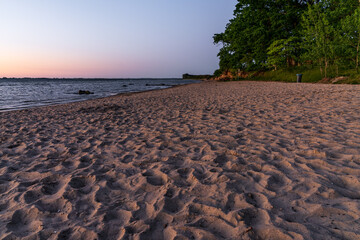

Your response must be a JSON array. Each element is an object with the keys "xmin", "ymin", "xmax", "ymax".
[{"xmin": 0, "ymin": 81, "xmax": 359, "ymax": 240}]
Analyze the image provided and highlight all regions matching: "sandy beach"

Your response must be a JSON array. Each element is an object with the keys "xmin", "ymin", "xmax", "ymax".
[{"xmin": 0, "ymin": 81, "xmax": 359, "ymax": 240}]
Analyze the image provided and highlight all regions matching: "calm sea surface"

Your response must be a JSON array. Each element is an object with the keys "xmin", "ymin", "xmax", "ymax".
[{"xmin": 0, "ymin": 78, "xmax": 200, "ymax": 112}]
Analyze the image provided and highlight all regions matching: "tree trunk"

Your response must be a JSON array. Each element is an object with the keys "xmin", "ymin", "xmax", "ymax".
[
  {"xmin": 356, "ymin": 30, "xmax": 360, "ymax": 73},
  {"xmin": 320, "ymin": 59, "xmax": 323, "ymax": 77},
  {"xmin": 358, "ymin": 2, "xmax": 360, "ymax": 73},
  {"xmin": 320, "ymin": 66, "xmax": 323, "ymax": 77},
  {"xmin": 336, "ymin": 64, "xmax": 339, "ymax": 77},
  {"xmin": 324, "ymin": 58, "xmax": 328, "ymax": 79}
]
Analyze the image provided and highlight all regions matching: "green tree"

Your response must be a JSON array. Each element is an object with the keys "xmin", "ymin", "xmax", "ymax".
[
  {"xmin": 301, "ymin": 0, "xmax": 359, "ymax": 77},
  {"xmin": 214, "ymin": 0, "xmax": 310, "ymax": 73},
  {"xmin": 215, "ymin": 0, "xmax": 360, "ymax": 79},
  {"xmin": 340, "ymin": 7, "xmax": 360, "ymax": 73},
  {"xmin": 301, "ymin": 3, "xmax": 335, "ymax": 78},
  {"xmin": 267, "ymin": 37, "xmax": 301, "ymax": 70}
]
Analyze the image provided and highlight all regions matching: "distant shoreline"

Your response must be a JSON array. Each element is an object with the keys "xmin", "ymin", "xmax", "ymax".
[{"xmin": 182, "ymin": 73, "xmax": 213, "ymax": 80}]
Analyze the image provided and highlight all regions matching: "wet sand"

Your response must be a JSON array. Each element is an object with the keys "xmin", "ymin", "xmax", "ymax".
[{"xmin": 0, "ymin": 81, "xmax": 359, "ymax": 239}]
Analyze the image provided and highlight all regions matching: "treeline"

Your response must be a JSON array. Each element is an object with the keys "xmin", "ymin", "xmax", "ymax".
[
  {"xmin": 214, "ymin": 0, "xmax": 360, "ymax": 79},
  {"xmin": 182, "ymin": 73, "xmax": 212, "ymax": 80}
]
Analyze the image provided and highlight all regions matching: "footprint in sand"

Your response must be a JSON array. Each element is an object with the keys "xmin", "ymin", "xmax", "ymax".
[
  {"xmin": 266, "ymin": 173, "xmax": 288, "ymax": 192},
  {"xmin": 41, "ymin": 174, "xmax": 64, "ymax": 195},
  {"xmin": 190, "ymin": 215, "xmax": 239, "ymax": 239},
  {"xmin": 214, "ymin": 154, "xmax": 230, "ymax": 167},
  {"xmin": 99, "ymin": 224, "xmax": 125, "ymax": 240},
  {"xmin": 68, "ymin": 199, "xmax": 99, "ymax": 220},
  {"xmin": 36, "ymin": 198, "xmax": 72, "ymax": 214},
  {"xmin": 95, "ymin": 187, "xmax": 112, "ymax": 204},
  {"xmin": 69, "ymin": 175, "xmax": 95, "ymax": 189},
  {"xmin": 6, "ymin": 208, "xmax": 43, "ymax": 237},
  {"xmin": 121, "ymin": 154, "xmax": 134, "ymax": 163},
  {"xmin": 0, "ymin": 180, "xmax": 9, "ymax": 194},
  {"xmin": 164, "ymin": 197, "xmax": 185, "ymax": 213},
  {"xmin": 164, "ymin": 187, "xmax": 179, "ymax": 198},
  {"xmin": 24, "ymin": 189, "xmax": 42, "ymax": 204},
  {"xmin": 61, "ymin": 160, "xmax": 78, "ymax": 169},
  {"xmin": 103, "ymin": 209, "xmax": 132, "ymax": 225},
  {"xmin": 57, "ymin": 227, "xmax": 97, "ymax": 240},
  {"xmin": 78, "ymin": 155, "xmax": 94, "ymax": 168},
  {"xmin": 239, "ymin": 208, "xmax": 259, "ymax": 226},
  {"xmin": 0, "ymin": 201, "xmax": 9, "ymax": 212},
  {"xmin": 143, "ymin": 170, "xmax": 168, "ymax": 186}
]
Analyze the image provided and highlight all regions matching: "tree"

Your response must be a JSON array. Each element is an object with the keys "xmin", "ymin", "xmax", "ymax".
[
  {"xmin": 301, "ymin": 0, "xmax": 359, "ymax": 78},
  {"xmin": 214, "ymin": 0, "xmax": 310, "ymax": 72},
  {"xmin": 340, "ymin": 6, "xmax": 360, "ymax": 73},
  {"xmin": 267, "ymin": 37, "xmax": 301, "ymax": 70},
  {"xmin": 214, "ymin": 0, "xmax": 360, "ymax": 78},
  {"xmin": 301, "ymin": 3, "xmax": 335, "ymax": 78}
]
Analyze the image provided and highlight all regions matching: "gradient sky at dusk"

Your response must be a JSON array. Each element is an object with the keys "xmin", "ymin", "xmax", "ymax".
[{"xmin": 0, "ymin": 1, "xmax": 237, "ymax": 78}]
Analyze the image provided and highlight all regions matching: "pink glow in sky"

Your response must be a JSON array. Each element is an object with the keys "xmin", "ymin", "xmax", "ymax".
[{"xmin": 0, "ymin": 0, "xmax": 237, "ymax": 78}]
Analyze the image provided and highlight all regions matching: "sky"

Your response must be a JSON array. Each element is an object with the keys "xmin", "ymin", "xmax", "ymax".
[{"xmin": 0, "ymin": 1, "xmax": 237, "ymax": 78}]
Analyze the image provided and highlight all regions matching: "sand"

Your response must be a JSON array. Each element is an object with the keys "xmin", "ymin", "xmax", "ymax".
[{"xmin": 0, "ymin": 81, "xmax": 359, "ymax": 240}]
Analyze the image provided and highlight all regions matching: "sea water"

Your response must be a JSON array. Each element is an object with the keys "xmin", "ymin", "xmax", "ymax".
[{"xmin": 0, "ymin": 78, "xmax": 200, "ymax": 112}]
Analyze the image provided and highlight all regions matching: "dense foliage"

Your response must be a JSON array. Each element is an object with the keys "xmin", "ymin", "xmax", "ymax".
[{"xmin": 214, "ymin": 0, "xmax": 360, "ymax": 79}]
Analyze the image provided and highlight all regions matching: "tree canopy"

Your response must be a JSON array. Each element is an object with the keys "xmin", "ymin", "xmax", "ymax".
[{"xmin": 214, "ymin": 0, "xmax": 360, "ymax": 78}]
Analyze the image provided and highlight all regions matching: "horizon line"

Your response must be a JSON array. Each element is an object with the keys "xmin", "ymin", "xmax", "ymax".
[{"xmin": 1, "ymin": 76, "xmax": 187, "ymax": 80}]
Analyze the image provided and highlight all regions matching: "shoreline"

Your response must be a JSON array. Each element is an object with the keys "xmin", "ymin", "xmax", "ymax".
[
  {"xmin": 1, "ymin": 81, "xmax": 359, "ymax": 239},
  {"xmin": 0, "ymin": 80, "xmax": 201, "ymax": 114},
  {"xmin": 0, "ymin": 78, "xmax": 349, "ymax": 114},
  {"xmin": 0, "ymin": 79, "xmax": 355, "ymax": 114}
]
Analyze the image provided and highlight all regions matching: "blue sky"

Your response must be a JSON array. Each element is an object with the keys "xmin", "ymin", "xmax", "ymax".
[{"xmin": 0, "ymin": 1, "xmax": 237, "ymax": 78}]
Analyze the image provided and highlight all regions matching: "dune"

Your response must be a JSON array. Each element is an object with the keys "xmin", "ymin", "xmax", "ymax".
[{"xmin": 0, "ymin": 81, "xmax": 359, "ymax": 239}]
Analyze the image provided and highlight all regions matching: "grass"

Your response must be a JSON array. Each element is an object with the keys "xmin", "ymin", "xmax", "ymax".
[
  {"xmin": 252, "ymin": 68, "xmax": 321, "ymax": 83},
  {"xmin": 236, "ymin": 66, "xmax": 360, "ymax": 84},
  {"xmin": 339, "ymin": 69, "xmax": 360, "ymax": 84}
]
